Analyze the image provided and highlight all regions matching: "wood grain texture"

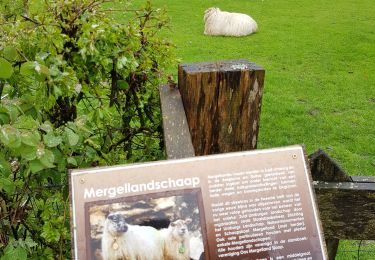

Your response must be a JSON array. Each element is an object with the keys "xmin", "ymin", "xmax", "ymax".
[
  {"xmin": 309, "ymin": 149, "xmax": 352, "ymax": 182},
  {"xmin": 314, "ymin": 181, "xmax": 375, "ymax": 240},
  {"xmin": 351, "ymin": 176, "xmax": 375, "ymax": 183},
  {"xmin": 159, "ymin": 84, "xmax": 195, "ymax": 159},
  {"xmin": 178, "ymin": 60, "xmax": 265, "ymax": 156}
]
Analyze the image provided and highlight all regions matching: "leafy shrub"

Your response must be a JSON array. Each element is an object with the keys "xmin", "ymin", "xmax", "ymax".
[{"xmin": 0, "ymin": 0, "xmax": 174, "ymax": 258}]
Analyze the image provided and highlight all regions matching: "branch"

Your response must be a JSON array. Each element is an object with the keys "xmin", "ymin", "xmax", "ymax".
[
  {"xmin": 108, "ymin": 127, "xmax": 154, "ymax": 152},
  {"xmin": 0, "ymin": 81, "xmax": 4, "ymax": 100},
  {"xmin": 109, "ymin": 59, "xmax": 118, "ymax": 107},
  {"xmin": 69, "ymin": 0, "xmax": 111, "ymax": 26},
  {"xmin": 108, "ymin": 131, "xmax": 133, "ymax": 152},
  {"xmin": 131, "ymin": 88, "xmax": 145, "ymax": 127},
  {"xmin": 20, "ymin": 15, "xmax": 42, "ymax": 26}
]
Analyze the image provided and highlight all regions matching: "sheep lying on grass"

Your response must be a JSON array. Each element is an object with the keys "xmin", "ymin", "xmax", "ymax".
[
  {"xmin": 204, "ymin": 7, "xmax": 258, "ymax": 37},
  {"xmin": 101, "ymin": 213, "xmax": 164, "ymax": 260},
  {"xmin": 160, "ymin": 219, "xmax": 192, "ymax": 260}
]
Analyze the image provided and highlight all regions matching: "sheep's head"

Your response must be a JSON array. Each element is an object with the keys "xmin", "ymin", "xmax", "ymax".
[
  {"xmin": 170, "ymin": 219, "xmax": 192, "ymax": 240},
  {"xmin": 105, "ymin": 213, "xmax": 128, "ymax": 236},
  {"xmin": 204, "ymin": 7, "xmax": 220, "ymax": 22}
]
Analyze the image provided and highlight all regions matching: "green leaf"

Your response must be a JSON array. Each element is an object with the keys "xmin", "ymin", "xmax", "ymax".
[
  {"xmin": 58, "ymin": 159, "xmax": 67, "ymax": 172},
  {"xmin": 130, "ymin": 60, "xmax": 139, "ymax": 70},
  {"xmin": 43, "ymin": 132, "xmax": 62, "ymax": 147},
  {"xmin": 29, "ymin": 0, "xmax": 45, "ymax": 15},
  {"xmin": 6, "ymin": 105, "xmax": 19, "ymax": 122},
  {"xmin": 53, "ymin": 149, "xmax": 66, "ymax": 172},
  {"xmin": 0, "ymin": 177, "xmax": 15, "ymax": 193},
  {"xmin": 36, "ymin": 64, "xmax": 49, "ymax": 76},
  {"xmin": 41, "ymin": 223, "xmax": 61, "ymax": 243},
  {"xmin": 67, "ymin": 121, "xmax": 78, "ymax": 131},
  {"xmin": 20, "ymin": 61, "xmax": 48, "ymax": 79},
  {"xmin": 0, "ymin": 125, "xmax": 21, "ymax": 148},
  {"xmin": 65, "ymin": 128, "xmax": 79, "ymax": 146},
  {"xmin": 53, "ymin": 85, "xmax": 63, "ymax": 96},
  {"xmin": 36, "ymin": 51, "xmax": 49, "ymax": 61},
  {"xmin": 0, "ymin": 155, "xmax": 11, "ymax": 176},
  {"xmin": 39, "ymin": 149, "xmax": 55, "ymax": 168},
  {"xmin": 14, "ymin": 115, "xmax": 39, "ymax": 130},
  {"xmin": 20, "ymin": 61, "xmax": 35, "ymax": 76},
  {"xmin": 0, "ymin": 58, "xmax": 13, "ymax": 79},
  {"xmin": 13, "ymin": 144, "xmax": 37, "ymax": 161},
  {"xmin": 116, "ymin": 56, "xmax": 128, "ymax": 70},
  {"xmin": 67, "ymin": 157, "xmax": 77, "ymax": 166},
  {"xmin": 18, "ymin": 103, "xmax": 37, "ymax": 117},
  {"xmin": 29, "ymin": 159, "xmax": 45, "ymax": 173},
  {"xmin": 35, "ymin": 142, "xmax": 45, "ymax": 159},
  {"xmin": 40, "ymin": 122, "xmax": 53, "ymax": 133},
  {"xmin": 24, "ymin": 237, "xmax": 38, "ymax": 249},
  {"xmin": 3, "ymin": 46, "xmax": 18, "ymax": 61},
  {"xmin": 0, "ymin": 112, "xmax": 10, "ymax": 124},
  {"xmin": 2, "ymin": 244, "xmax": 27, "ymax": 260},
  {"xmin": 21, "ymin": 131, "xmax": 40, "ymax": 146},
  {"xmin": 35, "ymin": 63, "xmax": 49, "ymax": 81},
  {"xmin": 118, "ymin": 80, "xmax": 129, "ymax": 90}
]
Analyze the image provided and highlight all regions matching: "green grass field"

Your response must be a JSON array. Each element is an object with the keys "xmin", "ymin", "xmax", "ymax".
[
  {"xmin": 139, "ymin": 0, "xmax": 375, "ymax": 177},
  {"xmin": 130, "ymin": 0, "xmax": 374, "ymax": 259}
]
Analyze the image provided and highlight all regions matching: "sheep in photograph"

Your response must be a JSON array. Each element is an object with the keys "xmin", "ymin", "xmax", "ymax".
[
  {"xmin": 204, "ymin": 7, "xmax": 258, "ymax": 37},
  {"xmin": 101, "ymin": 212, "xmax": 163, "ymax": 260},
  {"xmin": 160, "ymin": 219, "xmax": 192, "ymax": 260},
  {"xmin": 189, "ymin": 231, "xmax": 204, "ymax": 260}
]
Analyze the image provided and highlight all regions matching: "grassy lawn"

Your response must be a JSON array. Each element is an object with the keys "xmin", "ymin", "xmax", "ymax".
[{"xmin": 131, "ymin": 0, "xmax": 375, "ymax": 177}]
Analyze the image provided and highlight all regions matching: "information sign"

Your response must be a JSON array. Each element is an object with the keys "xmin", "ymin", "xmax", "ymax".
[{"xmin": 70, "ymin": 145, "xmax": 327, "ymax": 260}]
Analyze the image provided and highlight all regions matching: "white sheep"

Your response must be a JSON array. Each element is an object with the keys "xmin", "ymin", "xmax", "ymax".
[
  {"xmin": 101, "ymin": 212, "xmax": 164, "ymax": 260},
  {"xmin": 204, "ymin": 7, "xmax": 258, "ymax": 37},
  {"xmin": 160, "ymin": 219, "xmax": 192, "ymax": 260},
  {"xmin": 189, "ymin": 231, "xmax": 204, "ymax": 260}
]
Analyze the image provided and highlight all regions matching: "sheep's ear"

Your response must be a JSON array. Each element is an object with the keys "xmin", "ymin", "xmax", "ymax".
[
  {"xmin": 185, "ymin": 218, "xmax": 192, "ymax": 224},
  {"xmin": 205, "ymin": 7, "xmax": 213, "ymax": 15},
  {"xmin": 170, "ymin": 221, "xmax": 176, "ymax": 227}
]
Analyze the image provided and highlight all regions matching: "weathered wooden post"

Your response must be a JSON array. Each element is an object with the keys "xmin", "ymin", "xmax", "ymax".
[
  {"xmin": 178, "ymin": 60, "xmax": 265, "ymax": 155},
  {"xmin": 159, "ymin": 85, "xmax": 195, "ymax": 159}
]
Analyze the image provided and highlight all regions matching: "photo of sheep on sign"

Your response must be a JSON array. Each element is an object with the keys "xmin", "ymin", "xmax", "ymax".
[{"xmin": 86, "ymin": 189, "xmax": 206, "ymax": 260}]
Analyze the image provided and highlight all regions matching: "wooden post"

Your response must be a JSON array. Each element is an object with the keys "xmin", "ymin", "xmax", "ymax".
[
  {"xmin": 178, "ymin": 60, "xmax": 265, "ymax": 156},
  {"xmin": 159, "ymin": 85, "xmax": 195, "ymax": 159},
  {"xmin": 309, "ymin": 149, "xmax": 352, "ymax": 182}
]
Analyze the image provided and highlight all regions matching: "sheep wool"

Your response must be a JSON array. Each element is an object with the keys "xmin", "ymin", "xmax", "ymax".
[
  {"xmin": 204, "ymin": 7, "xmax": 258, "ymax": 37},
  {"xmin": 160, "ymin": 219, "xmax": 192, "ymax": 260},
  {"xmin": 189, "ymin": 233, "xmax": 204, "ymax": 260},
  {"xmin": 101, "ymin": 213, "xmax": 164, "ymax": 260}
]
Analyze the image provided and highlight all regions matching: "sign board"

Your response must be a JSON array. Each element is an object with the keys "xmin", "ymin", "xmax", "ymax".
[{"xmin": 70, "ymin": 145, "xmax": 327, "ymax": 260}]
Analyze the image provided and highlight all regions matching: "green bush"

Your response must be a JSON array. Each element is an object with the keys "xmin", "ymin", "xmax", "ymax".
[{"xmin": 0, "ymin": 0, "xmax": 174, "ymax": 258}]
